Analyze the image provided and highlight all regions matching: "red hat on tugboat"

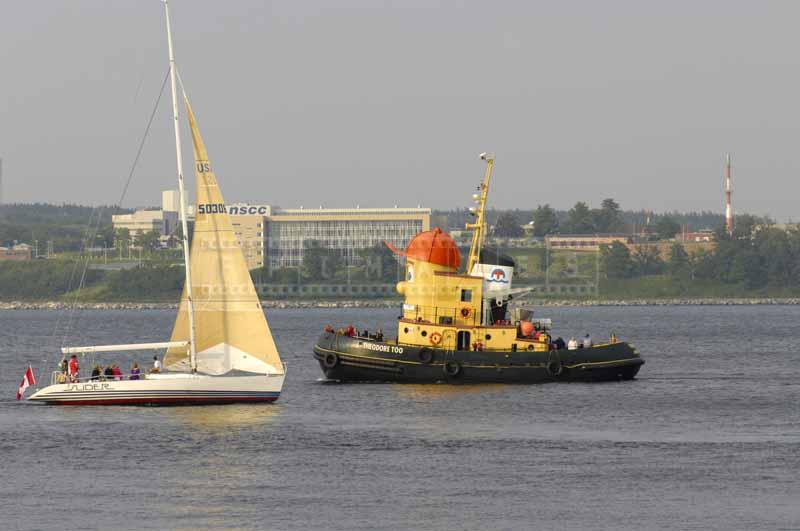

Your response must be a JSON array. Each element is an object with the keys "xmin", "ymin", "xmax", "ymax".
[{"xmin": 384, "ymin": 228, "xmax": 461, "ymax": 269}]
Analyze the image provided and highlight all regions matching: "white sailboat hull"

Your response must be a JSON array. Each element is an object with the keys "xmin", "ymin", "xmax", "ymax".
[{"xmin": 28, "ymin": 373, "xmax": 284, "ymax": 406}]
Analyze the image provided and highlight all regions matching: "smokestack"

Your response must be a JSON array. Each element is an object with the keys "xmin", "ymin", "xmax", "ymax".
[{"xmin": 725, "ymin": 153, "xmax": 733, "ymax": 237}]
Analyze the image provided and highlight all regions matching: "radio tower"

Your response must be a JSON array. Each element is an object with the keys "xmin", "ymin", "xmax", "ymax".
[{"xmin": 724, "ymin": 154, "xmax": 733, "ymax": 237}]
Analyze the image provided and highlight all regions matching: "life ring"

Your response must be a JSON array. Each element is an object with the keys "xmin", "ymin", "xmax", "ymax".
[
  {"xmin": 429, "ymin": 332, "xmax": 443, "ymax": 345},
  {"xmin": 323, "ymin": 352, "xmax": 339, "ymax": 369},
  {"xmin": 460, "ymin": 307, "xmax": 472, "ymax": 318},
  {"xmin": 546, "ymin": 359, "xmax": 562, "ymax": 377},
  {"xmin": 418, "ymin": 348, "xmax": 434, "ymax": 364},
  {"xmin": 443, "ymin": 360, "xmax": 461, "ymax": 377}
]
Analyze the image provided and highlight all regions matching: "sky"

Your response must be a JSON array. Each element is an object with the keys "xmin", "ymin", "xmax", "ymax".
[{"xmin": 1, "ymin": 0, "xmax": 799, "ymax": 220}]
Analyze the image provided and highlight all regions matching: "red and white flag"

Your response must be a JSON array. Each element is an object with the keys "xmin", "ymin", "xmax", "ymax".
[{"xmin": 16, "ymin": 366, "xmax": 36, "ymax": 400}]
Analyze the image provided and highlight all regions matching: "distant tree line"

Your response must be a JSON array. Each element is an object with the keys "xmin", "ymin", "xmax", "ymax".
[
  {"xmin": 251, "ymin": 241, "xmax": 402, "ymax": 284},
  {"xmin": 0, "ymin": 201, "xmax": 740, "ymax": 253},
  {"xmin": 436, "ymin": 202, "xmax": 732, "ymax": 238},
  {"xmin": 601, "ymin": 215, "xmax": 800, "ymax": 290},
  {"xmin": 0, "ymin": 203, "xmax": 130, "ymax": 253},
  {"xmin": 0, "ymin": 203, "xmax": 129, "ymax": 226}
]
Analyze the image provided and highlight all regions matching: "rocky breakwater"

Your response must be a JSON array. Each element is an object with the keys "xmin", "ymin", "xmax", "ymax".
[
  {"xmin": 263, "ymin": 299, "xmax": 400, "ymax": 309},
  {"xmin": 0, "ymin": 299, "xmax": 403, "ymax": 310},
  {"xmin": 0, "ymin": 301, "xmax": 177, "ymax": 310},
  {"xmin": 533, "ymin": 297, "xmax": 800, "ymax": 306},
  {"xmin": 2, "ymin": 298, "xmax": 800, "ymax": 310}
]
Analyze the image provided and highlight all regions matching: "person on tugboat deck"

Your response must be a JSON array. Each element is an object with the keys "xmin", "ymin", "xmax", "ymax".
[{"xmin": 567, "ymin": 337, "xmax": 578, "ymax": 350}]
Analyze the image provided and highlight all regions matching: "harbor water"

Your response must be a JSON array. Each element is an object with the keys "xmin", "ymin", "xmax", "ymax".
[{"xmin": 1, "ymin": 306, "xmax": 798, "ymax": 530}]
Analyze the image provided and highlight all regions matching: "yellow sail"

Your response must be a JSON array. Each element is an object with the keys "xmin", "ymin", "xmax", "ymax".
[{"xmin": 164, "ymin": 98, "xmax": 283, "ymax": 375}]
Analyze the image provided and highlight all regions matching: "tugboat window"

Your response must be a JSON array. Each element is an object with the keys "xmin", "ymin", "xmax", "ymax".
[{"xmin": 461, "ymin": 289, "xmax": 472, "ymax": 302}]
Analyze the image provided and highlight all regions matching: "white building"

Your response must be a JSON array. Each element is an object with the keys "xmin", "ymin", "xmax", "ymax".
[
  {"xmin": 162, "ymin": 190, "xmax": 181, "ymax": 213},
  {"xmin": 116, "ymin": 191, "xmax": 430, "ymax": 270},
  {"xmin": 112, "ymin": 191, "xmax": 180, "ymax": 237}
]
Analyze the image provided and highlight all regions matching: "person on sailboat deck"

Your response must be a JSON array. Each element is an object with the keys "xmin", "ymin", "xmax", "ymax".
[
  {"xmin": 91, "ymin": 365, "xmax": 101, "ymax": 381},
  {"xmin": 112, "ymin": 364, "xmax": 123, "ymax": 381},
  {"xmin": 345, "ymin": 324, "xmax": 356, "ymax": 337},
  {"xmin": 104, "ymin": 365, "xmax": 114, "ymax": 381},
  {"xmin": 151, "ymin": 356, "xmax": 162, "ymax": 374},
  {"xmin": 68, "ymin": 355, "xmax": 79, "ymax": 383},
  {"xmin": 129, "ymin": 363, "xmax": 141, "ymax": 380}
]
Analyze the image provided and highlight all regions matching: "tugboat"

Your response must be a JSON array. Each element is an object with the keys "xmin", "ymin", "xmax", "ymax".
[{"xmin": 313, "ymin": 153, "xmax": 643, "ymax": 383}]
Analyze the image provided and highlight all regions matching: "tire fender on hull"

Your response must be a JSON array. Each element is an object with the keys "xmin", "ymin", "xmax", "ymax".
[
  {"xmin": 418, "ymin": 348, "xmax": 434, "ymax": 364},
  {"xmin": 443, "ymin": 360, "xmax": 461, "ymax": 377},
  {"xmin": 323, "ymin": 352, "xmax": 340, "ymax": 369},
  {"xmin": 546, "ymin": 351, "xmax": 563, "ymax": 377}
]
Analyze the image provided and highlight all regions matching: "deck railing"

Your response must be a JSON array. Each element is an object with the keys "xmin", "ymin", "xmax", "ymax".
[
  {"xmin": 50, "ymin": 370, "xmax": 150, "ymax": 385},
  {"xmin": 402, "ymin": 304, "xmax": 483, "ymax": 327}
]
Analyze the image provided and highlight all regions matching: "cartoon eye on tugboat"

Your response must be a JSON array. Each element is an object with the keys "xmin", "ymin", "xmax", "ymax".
[{"xmin": 313, "ymin": 153, "xmax": 644, "ymax": 383}]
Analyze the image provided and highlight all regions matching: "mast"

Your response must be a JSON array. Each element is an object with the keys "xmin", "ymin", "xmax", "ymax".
[
  {"xmin": 164, "ymin": 0, "xmax": 197, "ymax": 373},
  {"xmin": 465, "ymin": 152, "xmax": 495, "ymax": 273}
]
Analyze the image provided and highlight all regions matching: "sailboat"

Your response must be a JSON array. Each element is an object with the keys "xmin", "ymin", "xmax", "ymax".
[{"xmin": 28, "ymin": 1, "xmax": 285, "ymax": 405}]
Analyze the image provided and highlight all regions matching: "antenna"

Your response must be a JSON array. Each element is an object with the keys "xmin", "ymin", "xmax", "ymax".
[{"xmin": 725, "ymin": 153, "xmax": 733, "ymax": 237}]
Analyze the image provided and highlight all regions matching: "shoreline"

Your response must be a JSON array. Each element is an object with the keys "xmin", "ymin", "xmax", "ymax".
[{"xmin": 2, "ymin": 297, "xmax": 800, "ymax": 310}]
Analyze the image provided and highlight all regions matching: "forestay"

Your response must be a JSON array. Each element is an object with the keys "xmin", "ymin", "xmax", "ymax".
[{"xmin": 164, "ymin": 98, "xmax": 284, "ymax": 376}]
